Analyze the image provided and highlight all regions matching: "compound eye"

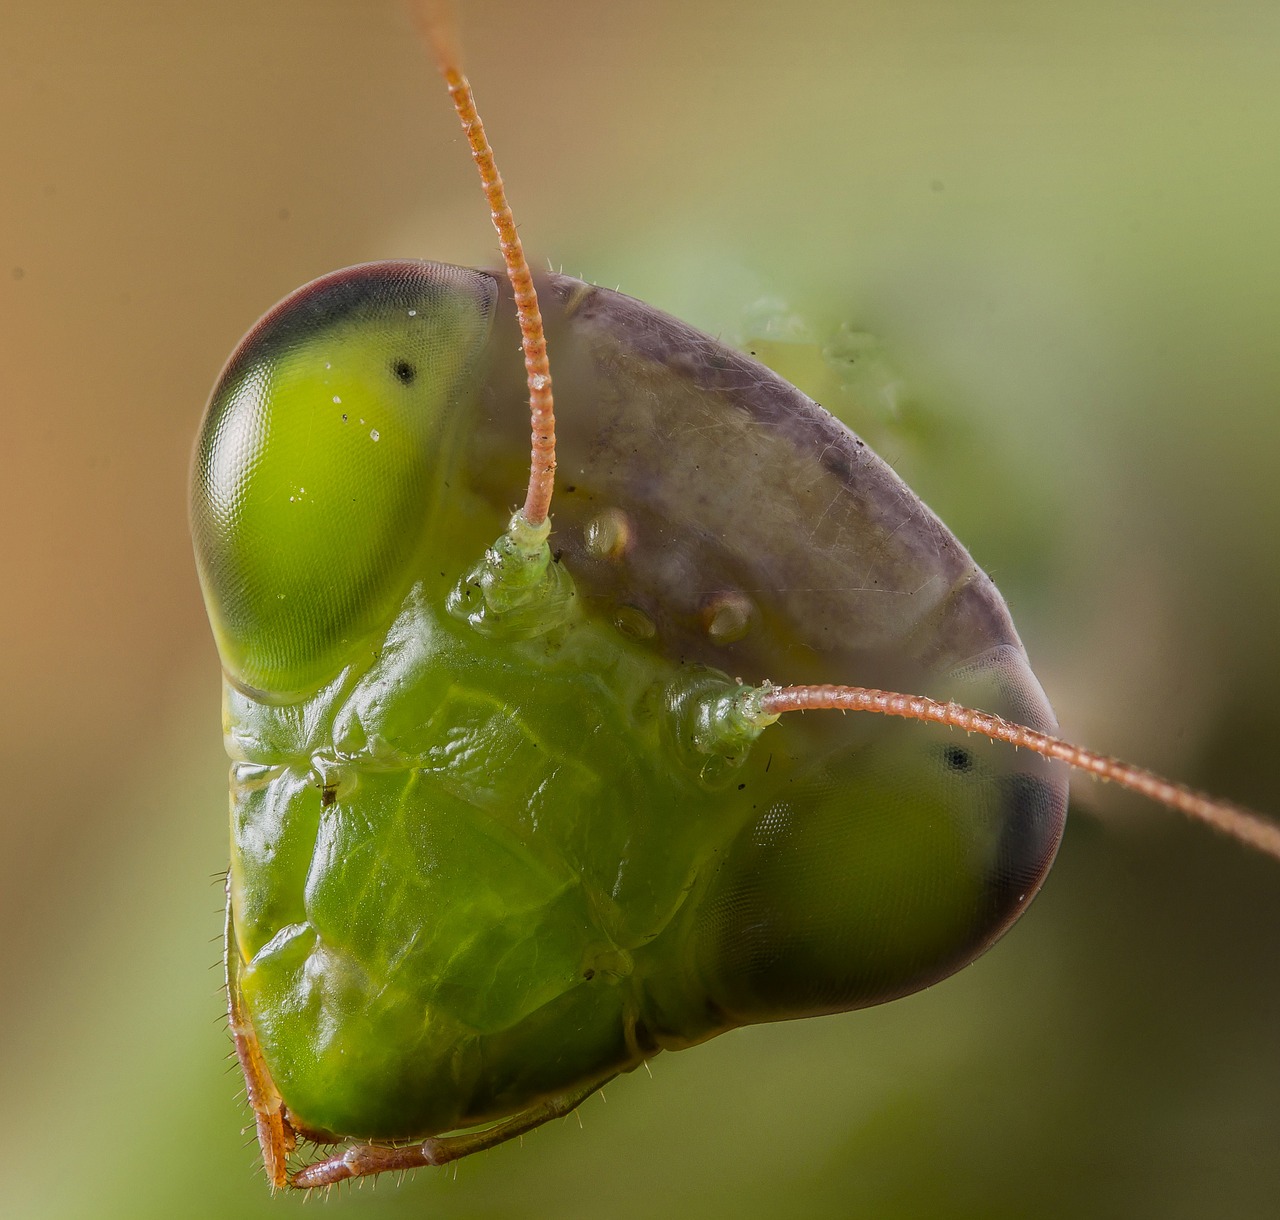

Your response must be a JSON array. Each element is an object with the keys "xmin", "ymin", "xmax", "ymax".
[
  {"xmin": 691, "ymin": 651, "xmax": 1066, "ymax": 1022},
  {"xmin": 192, "ymin": 261, "xmax": 496, "ymax": 697}
]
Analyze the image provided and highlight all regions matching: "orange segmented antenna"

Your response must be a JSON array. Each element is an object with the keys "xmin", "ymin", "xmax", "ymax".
[
  {"xmin": 411, "ymin": 3, "xmax": 1280, "ymax": 866},
  {"xmin": 411, "ymin": 0, "xmax": 557, "ymax": 528},
  {"xmin": 731, "ymin": 683, "xmax": 1280, "ymax": 862}
]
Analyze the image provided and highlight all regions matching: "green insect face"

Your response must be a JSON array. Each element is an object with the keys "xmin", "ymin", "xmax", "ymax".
[
  {"xmin": 192, "ymin": 262, "xmax": 495, "ymax": 699},
  {"xmin": 196, "ymin": 261, "xmax": 1067, "ymax": 1187}
]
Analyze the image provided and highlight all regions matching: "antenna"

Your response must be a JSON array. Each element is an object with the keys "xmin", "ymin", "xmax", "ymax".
[
  {"xmin": 700, "ymin": 682, "xmax": 1280, "ymax": 861},
  {"xmin": 412, "ymin": 4, "xmax": 1279, "ymax": 865},
  {"xmin": 411, "ymin": 0, "xmax": 557, "ymax": 528}
]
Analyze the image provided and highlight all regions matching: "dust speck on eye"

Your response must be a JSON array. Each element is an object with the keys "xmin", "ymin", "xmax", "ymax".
[{"xmin": 370, "ymin": 429, "xmax": 380, "ymax": 442}]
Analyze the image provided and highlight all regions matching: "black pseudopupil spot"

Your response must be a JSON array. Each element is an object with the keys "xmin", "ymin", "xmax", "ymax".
[
  {"xmin": 944, "ymin": 745, "xmax": 973, "ymax": 772},
  {"xmin": 391, "ymin": 359, "xmax": 416, "ymax": 385}
]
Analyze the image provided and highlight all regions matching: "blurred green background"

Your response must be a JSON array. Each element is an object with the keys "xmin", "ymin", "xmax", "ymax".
[{"xmin": 3, "ymin": 1, "xmax": 1279, "ymax": 1217}]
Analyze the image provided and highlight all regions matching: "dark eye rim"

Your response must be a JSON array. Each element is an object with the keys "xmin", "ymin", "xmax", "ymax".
[{"xmin": 206, "ymin": 261, "xmax": 495, "ymax": 401}]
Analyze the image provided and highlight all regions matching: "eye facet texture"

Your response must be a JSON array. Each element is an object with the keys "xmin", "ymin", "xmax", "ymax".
[{"xmin": 192, "ymin": 262, "xmax": 496, "ymax": 697}]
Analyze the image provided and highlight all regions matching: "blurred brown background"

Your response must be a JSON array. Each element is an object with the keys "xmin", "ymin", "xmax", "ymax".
[{"xmin": 2, "ymin": 1, "xmax": 1279, "ymax": 1217}]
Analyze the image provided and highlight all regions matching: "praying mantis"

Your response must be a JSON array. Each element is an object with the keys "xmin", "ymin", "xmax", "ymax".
[{"xmin": 191, "ymin": 0, "xmax": 1280, "ymax": 1204}]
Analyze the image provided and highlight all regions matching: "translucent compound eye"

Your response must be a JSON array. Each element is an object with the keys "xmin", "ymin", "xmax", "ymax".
[
  {"xmin": 688, "ymin": 650, "xmax": 1067, "ymax": 1024},
  {"xmin": 192, "ymin": 261, "xmax": 496, "ymax": 698}
]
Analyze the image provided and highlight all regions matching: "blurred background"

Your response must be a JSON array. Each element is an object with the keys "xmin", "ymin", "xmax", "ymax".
[{"xmin": 3, "ymin": 1, "xmax": 1279, "ymax": 1216}]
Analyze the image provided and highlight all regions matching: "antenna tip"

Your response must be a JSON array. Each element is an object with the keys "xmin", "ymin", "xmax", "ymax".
[{"xmin": 409, "ymin": 0, "xmax": 463, "ymax": 77}]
